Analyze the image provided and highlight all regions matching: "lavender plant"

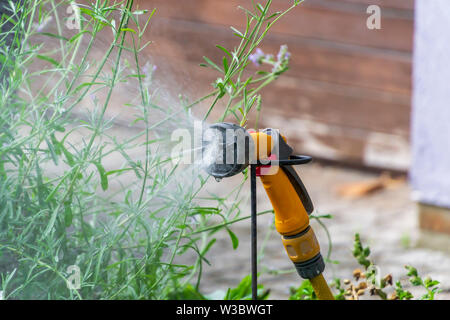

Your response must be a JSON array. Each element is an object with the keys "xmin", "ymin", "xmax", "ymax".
[{"xmin": 0, "ymin": 0, "xmax": 304, "ymax": 299}]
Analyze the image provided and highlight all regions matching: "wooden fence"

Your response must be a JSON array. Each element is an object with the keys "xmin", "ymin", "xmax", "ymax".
[{"xmin": 137, "ymin": 0, "xmax": 414, "ymax": 170}]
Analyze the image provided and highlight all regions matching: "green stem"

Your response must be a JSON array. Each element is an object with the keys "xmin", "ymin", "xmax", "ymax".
[{"xmin": 186, "ymin": 209, "xmax": 273, "ymax": 236}]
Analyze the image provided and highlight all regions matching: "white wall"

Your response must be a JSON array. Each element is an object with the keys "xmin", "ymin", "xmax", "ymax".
[{"xmin": 411, "ymin": 0, "xmax": 450, "ymax": 208}]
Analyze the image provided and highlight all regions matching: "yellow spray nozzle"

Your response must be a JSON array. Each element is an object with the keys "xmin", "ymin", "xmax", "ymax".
[
  {"xmin": 249, "ymin": 131, "xmax": 273, "ymax": 161},
  {"xmin": 202, "ymin": 123, "xmax": 333, "ymax": 299}
]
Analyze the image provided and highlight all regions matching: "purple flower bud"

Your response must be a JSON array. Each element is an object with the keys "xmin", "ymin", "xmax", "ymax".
[
  {"xmin": 142, "ymin": 63, "xmax": 157, "ymax": 78},
  {"xmin": 142, "ymin": 64, "xmax": 149, "ymax": 75},
  {"xmin": 277, "ymin": 45, "xmax": 290, "ymax": 62},
  {"xmin": 249, "ymin": 48, "xmax": 265, "ymax": 66}
]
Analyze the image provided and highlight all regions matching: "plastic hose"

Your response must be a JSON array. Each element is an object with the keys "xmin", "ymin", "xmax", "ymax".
[{"xmin": 310, "ymin": 274, "xmax": 335, "ymax": 300}]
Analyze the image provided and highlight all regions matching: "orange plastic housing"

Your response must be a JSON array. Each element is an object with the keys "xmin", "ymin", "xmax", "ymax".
[
  {"xmin": 249, "ymin": 132, "xmax": 310, "ymax": 236},
  {"xmin": 281, "ymin": 227, "xmax": 320, "ymax": 263},
  {"xmin": 259, "ymin": 169, "xmax": 310, "ymax": 235}
]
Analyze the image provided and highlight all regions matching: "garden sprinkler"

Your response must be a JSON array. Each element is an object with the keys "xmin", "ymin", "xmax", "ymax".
[{"xmin": 202, "ymin": 122, "xmax": 334, "ymax": 300}]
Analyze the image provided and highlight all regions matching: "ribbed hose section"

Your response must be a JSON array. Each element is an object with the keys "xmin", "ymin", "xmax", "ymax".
[{"xmin": 310, "ymin": 274, "xmax": 335, "ymax": 300}]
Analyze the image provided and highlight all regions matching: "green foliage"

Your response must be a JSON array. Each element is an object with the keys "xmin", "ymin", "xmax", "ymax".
[
  {"xmin": 223, "ymin": 275, "xmax": 269, "ymax": 300},
  {"xmin": 331, "ymin": 278, "xmax": 346, "ymax": 300},
  {"xmin": 288, "ymin": 278, "xmax": 346, "ymax": 300},
  {"xmin": 167, "ymin": 284, "xmax": 207, "ymax": 300},
  {"xmin": 394, "ymin": 281, "xmax": 413, "ymax": 300},
  {"xmin": 168, "ymin": 275, "xmax": 270, "ymax": 300},
  {"xmin": 0, "ymin": 0, "xmax": 301, "ymax": 300},
  {"xmin": 201, "ymin": 0, "xmax": 304, "ymax": 126},
  {"xmin": 405, "ymin": 265, "xmax": 441, "ymax": 300},
  {"xmin": 289, "ymin": 280, "xmax": 317, "ymax": 300},
  {"xmin": 346, "ymin": 234, "xmax": 442, "ymax": 300},
  {"xmin": 352, "ymin": 233, "xmax": 371, "ymax": 269}
]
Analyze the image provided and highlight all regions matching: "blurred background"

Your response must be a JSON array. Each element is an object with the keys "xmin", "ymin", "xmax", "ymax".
[
  {"xmin": 5, "ymin": 0, "xmax": 450, "ymax": 300},
  {"xmin": 126, "ymin": 0, "xmax": 450, "ymax": 299},
  {"xmin": 139, "ymin": 0, "xmax": 412, "ymax": 170}
]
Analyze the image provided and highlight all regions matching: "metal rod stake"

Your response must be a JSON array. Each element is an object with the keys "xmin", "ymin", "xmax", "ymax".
[{"xmin": 250, "ymin": 164, "xmax": 257, "ymax": 300}]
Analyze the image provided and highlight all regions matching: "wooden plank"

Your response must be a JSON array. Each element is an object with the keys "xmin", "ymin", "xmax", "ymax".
[
  {"xmin": 181, "ymin": 66, "xmax": 410, "ymax": 134},
  {"xmin": 147, "ymin": 17, "xmax": 412, "ymax": 94},
  {"xmin": 139, "ymin": 0, "xmax": 413, "ymax": 52},
  {"xmin": 143, "ymin": 57, "xmax": 411, "ymax": 169},
  {"xmin": 419, "ymin": 204, "xmax": 450, "ymax": 235},
  {"xmin": 261, "ymin": 76, "xmax": 411, "ymax": 135},
  {"xmin": 339, "ymin": 0, "xmax": 415, "ymax": 10},
  {"xmin": 304, "ymin": 0, "xmax": 414, "ymax": 13},
  {"xmin": 199, "ymin": 96, "xmax": 410, "ymax": 170},
  {"xmin": 140, "ymin": 55, "xmax": 410, "ymax": 135},
  {"xmin": 259, "ymin": 113, "xmax": 410, "ymax": 170}
]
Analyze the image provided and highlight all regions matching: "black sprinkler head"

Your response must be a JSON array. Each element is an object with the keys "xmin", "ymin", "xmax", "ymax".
[{"xmin": 202, "ymin": 122, "xmax": 254, "ymax": 178}]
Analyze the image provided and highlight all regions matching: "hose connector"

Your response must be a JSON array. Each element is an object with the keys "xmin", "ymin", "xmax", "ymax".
[{"xmin": 281, "ymin": 226, "xmax": 325, "ymax": 279}]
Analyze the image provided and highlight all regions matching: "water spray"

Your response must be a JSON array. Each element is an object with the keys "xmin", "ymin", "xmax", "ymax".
[{"xmin": 202, "ymin": 122, "xmax": 334, "ymax": 300}]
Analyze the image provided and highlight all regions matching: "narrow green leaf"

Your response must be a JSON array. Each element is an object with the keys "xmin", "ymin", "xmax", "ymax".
[
  {"xmin": 44, "ymin": 172, "xmax": 70, "ymax": 203},
  {"xmin": 203, "ymin": 56, "xmax": 222, "ymax": 73},
  {"xmin": 73, "ymin": 82, "xmax": 105, "ymax": 94},
  {"xmin": 223, "ymin": 56, "xmax": 229, "ymax": 73},
  {"xmin": 266, "ymin": 12, "xmax": 282, "ymax": 21},
  {"xmin": 120, "ymin": 27, "xmax": 136, "ymax": 33},
  {"xmin": 37, "ymin": 55, "xmax": 60, "ymax": 67},
  {"xmin": 64, "ymin": 202, "xmax": 73, "ymax": 227},
  {"xmin": 50, "ymin": 133, "xmax": 62, "ymax": 155},
  {"xmin": 216, "ymin": 45, "xmax": 232, "ymax": 59},
  {"xmin": 94, "ymin": 162, "xmax": 108, "ymax": 191},
  {"xmin": 256, "ymin": 3, "xmax": 265, "ymax": 13},
  {"xmin": 201, "ymin": 238, "xmax": 217, "ymax": 256},
  {"xmin": 36, "ymin": 32, "xmax": 69, "ymax": 41},
  {"xmin": 226, "ymin": 227, "xmax": 239, "ymax": 249},
  {"xmin": 230, "ymin": 26, "xmax": 243, "ymax": 37},
  {"xmin": 69, "ymin": 30, "xmax": 91, "ymax": 43},
  {"xmin": 106, "ymin": 168, "xmax": 134, "ymax": 176},
  {"xmin": 60, "ymin": 145, "xmax": 75, "ymax": 166},
  {"xmin": 45, "ymin": 137, "xmax": 59, "ymax": 165}
]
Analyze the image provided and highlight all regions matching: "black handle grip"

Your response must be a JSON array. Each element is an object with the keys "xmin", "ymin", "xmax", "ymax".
[{"xmin": 281, "ymin": 165, "xmax": 314, "ymax": 215}]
